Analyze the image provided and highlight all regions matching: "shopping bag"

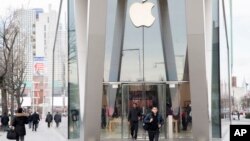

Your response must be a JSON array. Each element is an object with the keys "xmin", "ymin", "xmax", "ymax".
[{"xmin": 6, "ymin": 129, "xmax": 17, "ymax": 140}]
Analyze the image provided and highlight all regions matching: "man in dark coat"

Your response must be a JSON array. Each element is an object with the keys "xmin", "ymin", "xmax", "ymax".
[
  {"xmin": 45, "ymin": 112, "xmax": 53, "ymax": 128},
  {"xmin": 31, "ymin": 112, "xmax": 40, "ymax": 131},
  {"xmin": 1, "ymin": 112, "xmax": 9, "ymax": 131},
  {"xmin": 12, "ymin": 108, "xmax": 28, "ymax": 141},
  {"xmin": 54, "ymin": 112, "xmax": 62, "ymax": 128},
  {"xmin": 128, "ymin": 103, "xmax": 142, "ymax": 140}
]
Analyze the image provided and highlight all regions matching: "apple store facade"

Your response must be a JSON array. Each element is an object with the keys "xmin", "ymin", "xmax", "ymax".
[{"xmin": 67, "ymin": 0, "xmax": 232, "ymax": 140}]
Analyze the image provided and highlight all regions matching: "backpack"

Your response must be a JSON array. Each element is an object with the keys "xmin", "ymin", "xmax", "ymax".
[
  {"xmin": 142, "ymin": 115, "xmax": 150, "ymax": 130},
  {"xmin": 143, "ymin": 113, "xmax": 164, "ymax": 131}
]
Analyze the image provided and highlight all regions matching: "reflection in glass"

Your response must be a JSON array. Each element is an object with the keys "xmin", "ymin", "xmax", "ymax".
[
  {"xmin": 68, "ymin": 0, "xmax": 80, "ymax": 138},
  {"xmin": 211, "ymin": 0, "xmax": 221, "ymax": 138},
  {"xmin": 101, "ymin": 85, "xmax": 122, "ymax": 138}
]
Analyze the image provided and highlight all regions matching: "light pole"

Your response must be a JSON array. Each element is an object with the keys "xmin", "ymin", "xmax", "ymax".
[
  {"xmin": 52, "ymin": 0, "xmax": 63, "ymax": 115},
  {"xmin": 222, "ymin": 0, "xmax": 233, "ymax": 122}
]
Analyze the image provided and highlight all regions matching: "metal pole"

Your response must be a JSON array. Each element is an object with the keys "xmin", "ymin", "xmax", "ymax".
[
  {"xmin": 52, "ymin": 0, "xmax": 63, "ymax": 117},
  {"xmin": 222, "ymin": 0, "xmax": 232, "ymax": 123},
  {"xmin": 138, "ymin": 49, "xmax": 142, "ymax": 80},
  {"xmin": 230, "ymin": 0, "xmax": 233, "ymax": 71},
  {"xmin": 142, "ymin": 26, "xmax": 146, "ymax": 114},
  {"xmin": 142, "ymin": 27, "xmax": 145, "ymax": 82}
]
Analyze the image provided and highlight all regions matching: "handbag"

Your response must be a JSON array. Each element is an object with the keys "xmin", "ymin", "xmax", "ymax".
[{"xmin": 7, "ymin": 129, "xmax": 17, "ymax": 140}]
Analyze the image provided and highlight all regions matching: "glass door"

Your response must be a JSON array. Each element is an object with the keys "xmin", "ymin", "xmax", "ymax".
[
  {"xmin": 121, "ymin": 83, "xmax": 167, "ymax": 139},
  {"xmin": 101, "ymin": 84, "xmax": 122, "ymax": 139}
]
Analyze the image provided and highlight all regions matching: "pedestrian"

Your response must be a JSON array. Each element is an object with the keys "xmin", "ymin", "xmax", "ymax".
[
  {"xmin": 237, "ymin": 111, "xmax": 240, "ymax": 120},
  {"xmin": 31, "ymin": 112, "xmax": 40, "ymax": 131},
  {"xmin": 1, "ymin": 112, "xmax": 9, "ymax": 131},
  {"xmin": 46, "ymin": 112, "xmax": 53, "ymax": 128},
  {"xmin": 186, "ymin": 104, "xmax": 192, "ymax": 124},
  {"xmin": 128, "ymin": 103, "xmax": 142, "ymax": 140},
  {"xmin": 11, "ymin": 108, "xmax": 28, "ymax": 141},
  {"xmin": 144, "ymin": 106, "xmax": 164, "ymax": 141},
  {"xmin": 101, "ymin": 105, "xmax": 107, "ymax": 129},
  {"xmin": 166, "ymin": 103, "xmax": 173, "ymax": 117},
  {"xmin": 27, "ymin": 113, "xmax": 32, "ymax": 129},
  {"xmin": 54, "ymin": 112, "xmax": 62, "ymax": 128},
  {"xmin": 181, "ymin": 110, "xmax": 187, "ymax": 131}
]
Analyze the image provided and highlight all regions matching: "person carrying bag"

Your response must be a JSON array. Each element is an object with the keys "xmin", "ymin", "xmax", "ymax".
[
  {"xmin": 7, "ymin": 127, "xmax": 17, "ymax": 140},
  {"xmin": 11, "ymin": 108, "xmax": 28, "ymax": 141}
]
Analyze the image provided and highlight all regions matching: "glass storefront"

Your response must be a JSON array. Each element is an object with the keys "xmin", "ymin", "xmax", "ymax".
[
  {"xmin": 99, "ymin": 0, "xmax": 192, "ymax": 139},
  {"xmin": 101, "ymin": 82, "xmax": 192, "ymax": 139},
  {"xmin": 66, "ymin": 0, "xmax": 228, "ymax": 140}
]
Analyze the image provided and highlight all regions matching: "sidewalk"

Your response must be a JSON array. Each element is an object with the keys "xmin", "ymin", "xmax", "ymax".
[
  {"xmin": 0, "ymin": 119, "xmax": 68, "ymax": 141},
  {"xmin": 0, "ymin": 116, "xmax": 249, "ymax": 141},
  {"xmin": 219, "ymin": 115, "xmax": 250, "ymax": 141}
]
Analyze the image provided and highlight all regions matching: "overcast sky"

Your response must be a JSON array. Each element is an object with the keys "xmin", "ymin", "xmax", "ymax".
[
  {"xmin": 0, "ymin": 0, "xmax": 249, "ymax": 86},
  {"xmin": 0, "ymin": 0, "xmax": 62, "ymax": 15},
  {"xmin": 232, "ymin": 0, "xmax": 250, "ymax": 87}
]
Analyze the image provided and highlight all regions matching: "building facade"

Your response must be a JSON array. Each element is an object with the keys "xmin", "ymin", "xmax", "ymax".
[
  {"xmin": 67, "ymin": 0, "xmax": 232, "ymax": 140},
  {"xmin": 36, "ymin": 7, "xmax": 68, "ymax": 117},
  {"xmin": 15, "ymin": 9, "xmax": 36, "ymax": 98}
]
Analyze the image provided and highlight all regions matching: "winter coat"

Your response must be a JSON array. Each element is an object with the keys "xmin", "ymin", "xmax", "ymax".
[
  {"xmin": 128, "ymin": 107, "xmax": 142, "ymax": 122},
  {"xmin": 27, "ymin": 114, "xmax": 32, "ymax": 122},
  {"xmin": 54, "ymin": 114, "xmax": 62, "ymax": 123},
  {"xmin": 144, "ymin": 112, "xmax": 164, "ymax": 131},
  {"xmin": 12, "ymin": 113, "xmax": 28, "ymax": 136},
  {"xmin": 46, "ymin": 114, "xmax": 53, "ymax": 123},
  {"xmin": 1, "ymin": 115, "xmax": 9, "ymax": 125},
  {"xmin": 31, "ymin": 113, "xmax": 40, "ymax": 124}
]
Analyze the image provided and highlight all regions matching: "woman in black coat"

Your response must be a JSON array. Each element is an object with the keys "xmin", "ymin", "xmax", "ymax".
[
  {"xmin": 12, "ymin": 108, "xmax": 28, "ymax": 141},
  {"xmin": 144, "ymin": 107, "xmax": 164, "ymax": 141}
]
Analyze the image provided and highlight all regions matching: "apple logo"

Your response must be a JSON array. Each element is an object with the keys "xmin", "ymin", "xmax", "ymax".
[{"xmin": 129, "ymin": 0, "xmax": 155, "ymax": 28}]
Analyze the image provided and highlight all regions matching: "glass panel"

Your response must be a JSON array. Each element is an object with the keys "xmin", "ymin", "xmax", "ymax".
[
  {"xmin": 120, "ymin": 0, "xmax": 166, "ymax": 82},
  {"xmin": 219, "ymin": 0, "xmax": 231, "ymax": 138},
  {"xmin": 211, "ymin": 0, "xmax": 221, "ymax": 138},
  {"xmin": 68, "ymin": 0, "xmax": 80, "ymax": 139},
  {"xmin": 101, "ymin": 84, "xmax": 122, "ymax": 139},
  {"xmin": 178, "ymin": 83, "xmax": 192, "ymax": 138},
  {"xmin": 121, "ymin": 84, "xmax": 167, "ymax": 139},
  {"xmin": 167, "ymin": 0, "xmax": 188, "ymax": 81},
  {"xmin": 103, "ymin": 0, "xmax": 118, "ymax": 82}
]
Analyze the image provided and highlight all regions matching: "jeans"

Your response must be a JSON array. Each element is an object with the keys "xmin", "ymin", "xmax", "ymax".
[
  {"xmin": 48, "ymin": 122, "xmax": 51, "ymax": 128},
  {"xmin": 148, "ymin": 131, "xmax": 159, "ymax": 141},
  {"xmin": 2, "ymin": 125, "xmax": 9, "ymax": 131},
  {"xmin": 29, "ymin": 122, "xmax": 32, "ymax": 129},
  {"xmin": 56, "ymin": 122, "xmax": 59, "ymax": 128},
  {"xmin": 16, "ymin": 136, "xmax": 24, "ymax": 141},
  {"xmin": 32, "ymin": 123, "xmax": 38, "ymax": 131},
  {"xmin": 130, "ymin": 121, "xmax": 139, "ymax": 139}
]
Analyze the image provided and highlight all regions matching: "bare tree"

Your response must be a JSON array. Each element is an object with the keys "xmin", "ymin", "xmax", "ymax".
[
  {"xmin": 5, "ymin": 40, "xmax": 27, "ymax": 110},
  {"xmin": 0, "ymin": 11, "xmax": 27, "ymax": 115},
  {"xmin": 0, "ymin": 13, "xmax": 19, "ymax": 114}
]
